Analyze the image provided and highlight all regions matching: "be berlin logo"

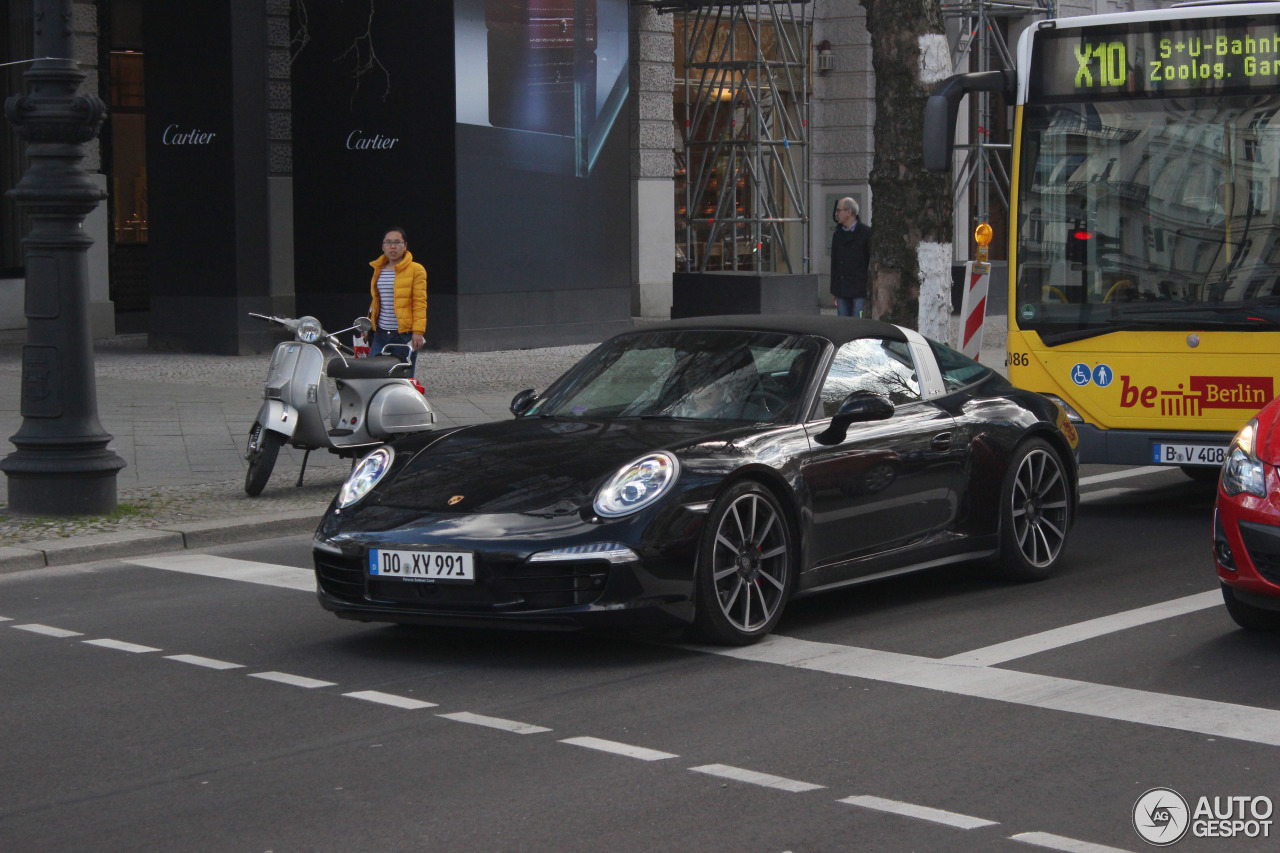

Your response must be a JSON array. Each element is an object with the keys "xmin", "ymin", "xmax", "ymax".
[{"xmin": 1133, "ymin": 787, "xmax": 1273, "ymax": 845}]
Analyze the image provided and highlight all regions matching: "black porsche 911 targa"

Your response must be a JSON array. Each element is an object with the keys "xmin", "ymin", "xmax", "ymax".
[{"xmin": 313, "ymin": 315, "xmax": 1079, "ymax": 645}]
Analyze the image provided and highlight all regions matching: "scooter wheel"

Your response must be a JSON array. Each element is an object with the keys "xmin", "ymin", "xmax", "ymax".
[{"xmin": 244, "ymin": 423, "xmax": 282, "ymax": 496}]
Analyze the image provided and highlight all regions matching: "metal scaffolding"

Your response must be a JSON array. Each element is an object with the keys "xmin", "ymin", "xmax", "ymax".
[
  {"xmin": 647, "ymin": 1, "xmax": 813, "ymax": 274},
  {"xmin": 941, "ymin": 0, "xmax": 1054, "ymax": 247}
]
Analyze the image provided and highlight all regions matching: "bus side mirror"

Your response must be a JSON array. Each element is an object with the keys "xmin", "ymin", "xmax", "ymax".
[{"xmin": 924, "ymin": 70, "xmax": 1018, "ymax": 172}]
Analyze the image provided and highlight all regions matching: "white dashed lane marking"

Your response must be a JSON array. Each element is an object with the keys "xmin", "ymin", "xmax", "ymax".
[
  {"xmin": 345, "ymin": 690, "xmax": 438, "ymax": 710},
  {"xmin": 438, "ymin": 711, "xmax": 551, "ymax": 734},
  {"xmin": 840, "ymin": 794, "xmax": 998, "ymax": 829},
  {"xmin": 83, "ymin": 638, "xmax": 162, "ymax": 654},
  {"xmin": 13, "ymin": 623, "xmax": 82, "ymax": 638},
  {"xmin": 559, "ymin": 736, "xmax": 678, "ymax": 761},
  {"xmin": 165, "ymin": 654, "xmax": 245, "ymax": 670},
  {"xmin": 690, "ymin": 764, "xmax": 824, "ymax": 793},
  {"xmin": 1010, "ymin": 830, "xmax": 1136, "ymax": 852},
  {"xmin": 248, "ymin": 671, "xmax": 337, "ymax": 689}
]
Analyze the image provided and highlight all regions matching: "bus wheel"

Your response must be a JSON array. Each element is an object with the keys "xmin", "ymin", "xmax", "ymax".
[{"xmin": 1180, "ymin": 465, "xmax": 1220, "ymax": 486}]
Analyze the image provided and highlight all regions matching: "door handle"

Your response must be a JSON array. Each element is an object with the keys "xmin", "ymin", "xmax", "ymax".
[{"xmin": 930, "ymin": 432, "xmax": 952, "ymax": 451}]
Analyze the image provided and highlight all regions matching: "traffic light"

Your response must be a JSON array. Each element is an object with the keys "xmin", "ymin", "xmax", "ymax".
[{"xmin": 1066, "ymin": 224, "xmax": 1092, "ymax": 263}]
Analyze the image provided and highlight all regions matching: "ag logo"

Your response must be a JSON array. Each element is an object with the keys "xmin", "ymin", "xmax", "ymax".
[{"xmin": 1133, "ymin": 787, "xmax": 1190, "ymax": 846}]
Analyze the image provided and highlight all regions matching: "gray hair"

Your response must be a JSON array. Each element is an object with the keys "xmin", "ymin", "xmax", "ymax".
[{"xmin": 840, "ymin": 197, "xmax": 859, "ymax": 217}]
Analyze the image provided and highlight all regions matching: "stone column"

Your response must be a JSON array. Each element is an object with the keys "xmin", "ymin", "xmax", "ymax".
[{"xmin": 630, "ymin": 5, "xmax": 675, "ymax": 318}]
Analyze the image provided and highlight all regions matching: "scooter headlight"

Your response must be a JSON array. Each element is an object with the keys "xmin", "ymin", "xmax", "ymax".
[
  {"xmin": 338, "ymin": 447, "xmax": 395, "ymax": 508},
  {"xmin": 296, "ymin": 316, "xmax": 323, "ymax": 344}
]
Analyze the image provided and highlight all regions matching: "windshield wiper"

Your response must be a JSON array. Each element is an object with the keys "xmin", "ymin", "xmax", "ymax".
[{"xmin": 1038, "ymin": 324, "xmax": 1144, "ymax": 346}]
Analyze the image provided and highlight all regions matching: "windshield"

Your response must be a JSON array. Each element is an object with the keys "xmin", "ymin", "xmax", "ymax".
[
  {"xmin": 525, "ymin": 329, "xmax": 822, "ymax": 422},
  {"xmin": 1016, "ymin": 95, "xmax": 1280, "ymax": 344}
]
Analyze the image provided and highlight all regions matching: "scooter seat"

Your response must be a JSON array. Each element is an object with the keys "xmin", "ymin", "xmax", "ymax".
[{"xmin": 328, "ymin": 356, "xmax": 413, "ymax": 380}]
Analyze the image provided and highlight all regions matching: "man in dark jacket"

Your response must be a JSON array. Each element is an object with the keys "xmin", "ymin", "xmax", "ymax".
[{"xmin": 830, "ymin": 197, "xmax": 871, "ymax": 317}]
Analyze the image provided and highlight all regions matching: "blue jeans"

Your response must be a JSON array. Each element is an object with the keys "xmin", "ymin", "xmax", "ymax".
[
  {"xmin": 369, "ymin": 329, "xmax": 419, "ymax": 371},
  {"xmin": 836, "ymin": 296, "xmax": 866, "ymax": 318}
]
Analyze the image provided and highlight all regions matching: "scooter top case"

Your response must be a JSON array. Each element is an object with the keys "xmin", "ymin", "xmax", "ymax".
[{"xmin": 327, "ymin": 356, "xmax": 435, "ymax": 441}]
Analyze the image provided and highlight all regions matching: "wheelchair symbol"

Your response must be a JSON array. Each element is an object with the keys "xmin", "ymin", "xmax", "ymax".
[{"xmin": 1071, "ymin": 363, "xmax": 1092, "ymax": 387}]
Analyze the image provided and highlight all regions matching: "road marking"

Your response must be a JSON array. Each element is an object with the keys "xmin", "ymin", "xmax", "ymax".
[
  {"xmin": 165, "ymin": 654, "xmax": 245, "ymax": 670},
  {"xmin": 439, "ymin": 711, "xmax": 551, "ymax": 734},
  {"xmin": 13, "ymin": 623, "xmax": 82, "ymax": 638},
  {"xmin": 1011, "ymin": 830, "xmax": 1135, "ymax": 852},
  {"xmin": 559, "ymin": 736, "xmax": 678, "ymax": 761},
  {"xmin": 83, "ymin": 638, "xmax": 161, "ymax": 654},
  {"xmin": 699, "ymin": 635, "xmax": 1280, "ymax": 747},
  {"xmin": 942, "ymin": 591, "xmax": 1221, "ymax": 666},
  {"xmin": 1079, "ymin": 466, "xmax": 1167, "ymax": 487},
  {"xmin": 248, "ymin": 671, "xmax": 336, "ymax": 689},
  {"xmin": 0, "ymin": 616, "xmax": 11, "ymax": 622},
  {"xmin": 840, "ymin": 794, "xmax": 998, "ymax": 829},
  {"xmin": 345, "ymin": 690, "xmax": 437, "ymax": 710},
  {"xmin": 130, "ymin": 554, "xmax": 315, "ymax": 592},
  {"xmin": 690, "ymin": 764, "xmax": 824, "ymax": 793}
]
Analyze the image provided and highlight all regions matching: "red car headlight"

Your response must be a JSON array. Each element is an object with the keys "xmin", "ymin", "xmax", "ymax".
[{"xmin": 1221, "ymin": 420, "xmax": 1266, "ymax": 498}]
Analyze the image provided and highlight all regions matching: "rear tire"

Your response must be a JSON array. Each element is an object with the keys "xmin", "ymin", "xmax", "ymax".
[
  {"xmin": 1221, "ymin": 583, "xmax": 1280, "ymax": 631},
  {"xmin": 244, "ymin": 423, "xmax": 282, "ymax": 496},
  {"xmin": 997, "ymin": 438, "xmax": 1071, "ymax": 580},
  {"xmin": 692, "ymin": 481, "xmax": 795, "ymax": 645}
]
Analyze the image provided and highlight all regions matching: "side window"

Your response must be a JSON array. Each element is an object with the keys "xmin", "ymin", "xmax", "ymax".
[
  {"xmin": 818, "ymin": 338, "xmax": 921, "ymax": 417},
  {"xmin": 927, "ymin": 339, "xmax": 992, "ymax": 392}
]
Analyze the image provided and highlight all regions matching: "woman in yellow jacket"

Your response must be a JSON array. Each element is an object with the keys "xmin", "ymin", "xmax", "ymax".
[{"xmin": 368, "ymin": 227, "xmax": 427, "ymax": 368}]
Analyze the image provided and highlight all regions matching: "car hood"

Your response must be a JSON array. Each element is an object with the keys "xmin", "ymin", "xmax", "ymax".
[{"xmin": 373, "ymin": 418, "xmax": 750, "ymax": 516}]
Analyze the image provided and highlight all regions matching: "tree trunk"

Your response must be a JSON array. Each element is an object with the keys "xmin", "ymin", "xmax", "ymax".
[{"xmin": 858, "ymin": 0, "xmax": 952, "ymax": 335}]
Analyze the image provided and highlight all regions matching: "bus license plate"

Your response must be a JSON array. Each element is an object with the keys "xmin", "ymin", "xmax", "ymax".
[
  {"xmin": 1153, "ymin": 443, "xmax": 1226, "ymax": 466},
  {"xmin": 369, "ymin": 548, "xmax": 474, "ymax": 582}
]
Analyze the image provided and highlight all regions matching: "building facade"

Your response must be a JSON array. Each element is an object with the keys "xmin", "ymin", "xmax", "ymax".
[{"xmin": 1, "ymin": 0, "xmax": 1169, "ymax": 352}]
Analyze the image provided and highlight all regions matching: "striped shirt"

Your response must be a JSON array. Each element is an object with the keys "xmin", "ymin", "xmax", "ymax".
[{"xmin": 376, "ymin": 267, "xmax": 398, "ymax": 330}]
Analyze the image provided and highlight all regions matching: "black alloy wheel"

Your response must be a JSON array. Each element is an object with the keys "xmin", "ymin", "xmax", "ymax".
[
  {"xmin": 998, "ymin": 438, "xmax": 1071, "ymax": 580},
  {"xmin": 693, "ymin": 480, "xmax": 794, "ymax": 645},
  {"xmin": 244, "ymin": 422, "xmax": 282, "ymax": 496}
]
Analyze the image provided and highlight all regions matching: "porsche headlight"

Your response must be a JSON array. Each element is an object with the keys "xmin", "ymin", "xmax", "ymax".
[
  {"xmin": 1221, "ymin": 419, "xmax": 1266, "ymax": 498},
  {"xmin": 338, "ymin": 447, "xmax": 394, "ymax": 508},
  {"xmin": 296, "ymin": 316, "xmax": 323, "ymax": 344},
  {"xmin": 594, "ymin": 452, "xmax": 680, "ymax": 518}
]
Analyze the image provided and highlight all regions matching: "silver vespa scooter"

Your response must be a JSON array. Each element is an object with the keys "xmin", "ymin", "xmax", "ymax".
[{"xmin": 244, "ymin": 313, "xmax": 435, "ymax": 495}]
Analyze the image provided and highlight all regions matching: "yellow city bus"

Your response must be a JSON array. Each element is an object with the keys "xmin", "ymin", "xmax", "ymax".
[{"xmin": 925, "ymin": 3, "xmax": 1280, "ymax": 478}]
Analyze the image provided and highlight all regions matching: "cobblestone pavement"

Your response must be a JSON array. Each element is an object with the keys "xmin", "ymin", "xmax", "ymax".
[{"xmin": 0, "ymin": 313, "xmax": 1008, "ymax": 567}]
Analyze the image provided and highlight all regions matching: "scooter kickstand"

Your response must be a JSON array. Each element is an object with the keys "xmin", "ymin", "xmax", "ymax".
[{"xmin": 296, "ymin": 449, "xmax": 310, "ymax": 487}]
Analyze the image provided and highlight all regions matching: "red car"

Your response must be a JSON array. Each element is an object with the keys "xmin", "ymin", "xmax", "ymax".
[{"xmin": 1215, "ymin": 396, "xmax": 1280, "ymax": 631}]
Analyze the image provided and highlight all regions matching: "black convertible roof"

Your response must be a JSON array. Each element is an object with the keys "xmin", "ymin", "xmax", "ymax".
[{"xmin": 616, "ymin": 314, "xmax": 910, "ymax": 346}]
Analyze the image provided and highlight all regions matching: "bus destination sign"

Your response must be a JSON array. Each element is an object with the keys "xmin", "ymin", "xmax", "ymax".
[{"xmin": 1031, "ymin": 15, "xmax": 1280, "ymax": 100}]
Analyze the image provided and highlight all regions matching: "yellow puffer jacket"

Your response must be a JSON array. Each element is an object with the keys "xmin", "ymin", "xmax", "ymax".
[{"xmin": 368, "ymin": 251, "xmax": 427, "ymax": 334}]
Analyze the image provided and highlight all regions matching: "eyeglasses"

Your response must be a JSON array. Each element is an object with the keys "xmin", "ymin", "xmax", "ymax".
[{"xmin": 383, "ymin": 239, "xmax": 405, "ymax": 246}]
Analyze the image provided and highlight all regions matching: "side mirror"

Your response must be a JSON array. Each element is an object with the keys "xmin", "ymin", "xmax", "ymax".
[
  {"xmin": 813, "ymin": 392, "xmax": 894, "ymax": 446},
  {"xmin": 510, "ymin": 388, "xmax": 539, "ymax": 417},
  {"xmin": 354, "ymin": 316, "xmax": 373, "ymax": 333}
]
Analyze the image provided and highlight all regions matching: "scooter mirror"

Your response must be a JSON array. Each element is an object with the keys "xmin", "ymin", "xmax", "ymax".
[{"xmin": 354, "ymin": 316, "xmax": 373, "ymax": 333}]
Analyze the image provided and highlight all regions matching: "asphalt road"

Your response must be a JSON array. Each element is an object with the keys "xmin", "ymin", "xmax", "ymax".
[{"xmin": 2, "ymin": 465, "xmax": 1277, "ymax": 853}]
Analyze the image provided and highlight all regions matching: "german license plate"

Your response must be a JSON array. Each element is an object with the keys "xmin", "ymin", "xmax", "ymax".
[
  {"xmin": 369, "ymin": 548, "xmax": 474, "ymax": 582},
  {"xmin": 1152, "ymin": 443, "xmax": 1227, "ymax": 466}
]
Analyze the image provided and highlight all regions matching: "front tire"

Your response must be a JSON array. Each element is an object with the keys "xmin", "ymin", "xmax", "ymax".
[
  {"xmin": 244, "ymin": 423, "xmax": 282, "ymax": 496},
  {"xmin": 997, "ymin": 438, "xmax": 1071, "ymax": 580},
  {"xmin": 693, "ymin": 481, "xmax": 795, "ymax": 645},
  {"xmin": 1221, "ymin": 583, "xmax": 1280, "ymax": 631}
]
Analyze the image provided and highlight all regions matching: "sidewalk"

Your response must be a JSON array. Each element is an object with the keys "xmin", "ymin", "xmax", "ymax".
[{"xmin": 0, "ymin": 312, "xmax": 1008, "ymax": 573}]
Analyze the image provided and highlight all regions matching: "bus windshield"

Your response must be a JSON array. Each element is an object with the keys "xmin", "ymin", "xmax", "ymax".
[{"xmin": 1015, "ymin": 95, "xmax": 1280, "ymax": 345}]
